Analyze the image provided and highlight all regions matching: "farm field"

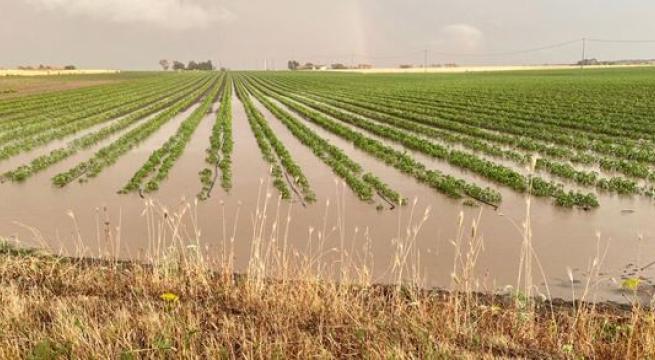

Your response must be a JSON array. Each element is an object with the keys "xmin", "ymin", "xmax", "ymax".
[
  {"xmin": 1, "ymin": 68, "xmax": 654, "ymax": 301},
  {"xmin": 0, "ymin": 71, "xmax": 145, "ymax": 98}
]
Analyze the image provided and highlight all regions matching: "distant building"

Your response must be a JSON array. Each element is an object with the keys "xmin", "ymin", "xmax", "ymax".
[
  {"xmin": 296, "ymin": 63, "xmax": 314, "ymax": 70},
  {"xmin": 576, "ymin": 58, "xmax": 655, "ymax": 66},
  {"xmin": 577, "ymin": 58, "xmax": 600, "ymax": 66},
  {"xmin": 297, "ymin": 63, "xmax": 328, "ymax": 71},
  {"xmin": 16, "ymin": 64, "xmax": 69, "ymax": 70}
]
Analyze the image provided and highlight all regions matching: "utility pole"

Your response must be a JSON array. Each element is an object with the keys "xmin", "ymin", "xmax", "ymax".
[
  {"xmin": 580, "ymin": 37, "xmax": 586, "ymax": 69},
  {"xmin": 424, "ymin": 48, "xmax": 428, "ymax": 72}
]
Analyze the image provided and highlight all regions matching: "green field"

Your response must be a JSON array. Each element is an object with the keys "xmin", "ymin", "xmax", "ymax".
[{"xmin": 1, "ymin": 68, "xmax": 655, "ymax": 210}]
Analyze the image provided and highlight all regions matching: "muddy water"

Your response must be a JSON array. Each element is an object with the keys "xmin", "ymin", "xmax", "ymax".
[
  {"xmin": 1, "ymin": 94, "xmax": 654, "ymax": 303},
  {"xmin": 0, "ymin": 103, "xmax": 200, "ymax": 252}
]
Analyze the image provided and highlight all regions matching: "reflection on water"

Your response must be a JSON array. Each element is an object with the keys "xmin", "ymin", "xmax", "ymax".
[{"xmin": 0, "ymin": 95, "xmax": 654, "ymax": 303}]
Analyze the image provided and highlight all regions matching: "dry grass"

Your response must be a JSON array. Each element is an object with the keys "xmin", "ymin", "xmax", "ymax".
[{"xmin": 0, "ymin": 243, "xmax": 653, "ymax": 359}]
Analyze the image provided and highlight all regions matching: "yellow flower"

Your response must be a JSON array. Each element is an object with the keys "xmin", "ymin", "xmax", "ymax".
[
  {"xmin": 622, "ymin": 278, "xmax": 640, "ymax": 291},
  {"xmin": 160, "ymin": 292, "xmax": 180, "ymax": 303}
]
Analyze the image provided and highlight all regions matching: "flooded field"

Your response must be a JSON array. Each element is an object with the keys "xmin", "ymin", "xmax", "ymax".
[
  {"xmin": 1, "ymin": 70, "xmax": 655, "ymax": 303},
  {"xmin": 1, "ymin": 88, "xmax": 654, "ymax": 304}
]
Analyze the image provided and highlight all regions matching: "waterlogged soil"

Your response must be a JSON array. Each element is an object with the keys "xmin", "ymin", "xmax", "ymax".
[{"xmin": 1, "ymin": 94, "xmax": 654, "ymax": 303}]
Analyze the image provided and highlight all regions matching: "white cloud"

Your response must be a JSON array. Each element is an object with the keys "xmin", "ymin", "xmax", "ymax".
[
  {"xmin": 434, "ymin": 23, "xmax": 484, "ymax": 53},
  {"xmin": 27, "ymin": 0, "xmax": 235, "ymax": 30}
]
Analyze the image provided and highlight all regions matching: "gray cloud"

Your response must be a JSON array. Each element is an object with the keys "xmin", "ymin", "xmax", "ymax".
[
  {"xmin": 4, "ymin": 0, "xmax": 655, "ymax": 69},
  {"xmin": 27, "ymin": 0, "xmax": 235, "ymax": 30},
  {"xmin": 434, "ymin": 24, "xmax": 484, "ymax": 53}
]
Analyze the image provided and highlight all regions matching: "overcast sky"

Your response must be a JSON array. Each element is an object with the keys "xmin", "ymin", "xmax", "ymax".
[{"xmin": 2, "ymin": 0, "xmax": 655, "ymax": 69}]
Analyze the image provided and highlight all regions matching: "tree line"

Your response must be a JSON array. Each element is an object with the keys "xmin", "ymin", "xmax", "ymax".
[{"xmin": 159, "ymin": 59, "xmax": 215, "ymax": 71}]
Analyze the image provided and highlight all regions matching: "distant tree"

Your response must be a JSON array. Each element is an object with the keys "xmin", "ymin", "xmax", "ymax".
[
  {"xmin": 288, "ymin": 60, "xmax": 300, "ymax": 70},
  {"xmin": 159, "ymin": 59, "xmax": 170, "ymax": 71},
  {"xmin": 169, "ymin": 59, "xmax": 215, "ymax": 71},
  {"xmin": 64, "ymin": 65, "xmax": 76, "ymax": 70},
  {"xmin": 331, "ymin": 63, "xmax": 347, "ymax": 70},
  {"xmin": 172, "ymin": 61, "xmax": 186, "ymax": 71},
  {"xmin": 197, "ymin": 60, "xmax": 214, "ymax": 71}
]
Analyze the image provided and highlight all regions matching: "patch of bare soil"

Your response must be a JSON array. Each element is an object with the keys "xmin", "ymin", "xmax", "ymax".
[{"xmin": 0, "ymin": 78, "xmax": 119, "ymax": 99}]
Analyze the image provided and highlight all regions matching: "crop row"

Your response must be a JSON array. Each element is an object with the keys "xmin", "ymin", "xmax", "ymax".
[
  {"xmin": 283, "ymin": 75, "xmax": 655, "ymax": 144},
  {"xmin": 0, "ymin": 75, "xmax": 202, "ymax": 146},
  {"xmin": 0, "ymin": 75, "xmax": 195, "ymax": 134},
  {"xmin": 249, "ymin": 76, "xmax": 599, "ymax": 209},
  {"xmin": 394, "ymin": 81, "xmax": 655, "ymax": 133},
  {"xmin": 0, "ymin": 75, "xmax": 213, "ymax": 164},
  {"xmin": 287, "ymin": 82, "xmax": 655, "ymax": 165},
  {"xmin": 369, "ymin": 91, "xmax": 655, "ymax": 143},
  {"xmin": 247, "ymin": 76, "xmax": 502, "ymax": 206},
  {"xmin": 2, "ymin": 75, "xmax": 215, "ymax": 183},
  {"xmin": 334, "ymin": 89, "xmax": 655, "ymax": 182},
  {"xmin": 234, "ymin": 76, "xmax": 315, "ymax": 203},
  {"xmin": 357, "ymin": 90, "xmax": 655, "ymax": 160},
  {"xmin": 264, "ymin": 76, "xmax": 654, "ymax": 185},
  {"xmin": 121, "ymin": 74, "xmax": 224, "ymax": 193},
  {"xmin": 234, "ymin": 79, "xmax": 289, "ymax": 199},
  {"xmin": 257, "ymin": 76, "xmax": 646, "ymax": 198},
  {"xmin": 0, "ymin": 73, "xmax": 189, "ymax": 121},
  {"xmin": 51, "ymin": 74, "xmax": 218, "ymax": 187},
  {"xmin": 241, "ymin": 76, "xmax": 403, "ymax": 207},
  {"xmin": 199, "ymin": 75, "xmax": 234, "ymax": 199},
  {"xmin": 535, "ymin": 159, "xmax": 640, "ymax": 195},
  {"xmin": 278, "ymin": 73, "xmax": 655, "ymax": 141}
]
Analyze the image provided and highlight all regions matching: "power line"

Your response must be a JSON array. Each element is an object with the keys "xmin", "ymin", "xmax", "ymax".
[
  {"xmin": 587, "ymin": 38, "xmax": 655, "ymax": 43},
  {"xmin": 581, "ymin": 37, "xmax": 586, "ymax": 69},
  {"xmin": 427, "ymin": 39, "xmax": 582, "ymax": 57},
  {"xmin": 293, "ymin": 40, "xmax": 581, "ymax": 63},
  {"xmin": 273, "ymin": 37, "xmax": 655, "ymax": 68}
]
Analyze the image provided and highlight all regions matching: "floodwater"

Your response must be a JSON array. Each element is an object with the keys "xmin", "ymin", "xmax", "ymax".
[{"xmin": 1, "ymin": 92, "xmax": 654, "ymax": 303}]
